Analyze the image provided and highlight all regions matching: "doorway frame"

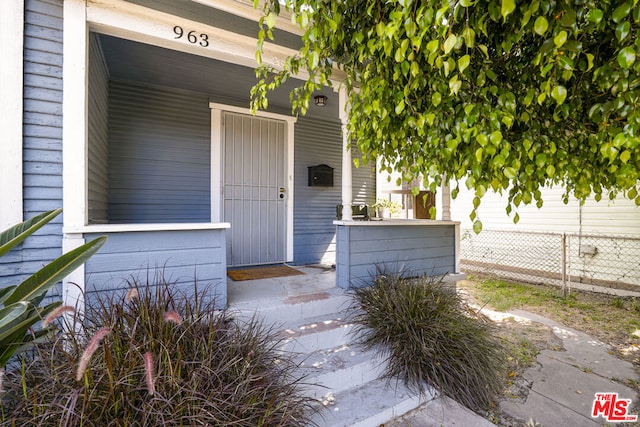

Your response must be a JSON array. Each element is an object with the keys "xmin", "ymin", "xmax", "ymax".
[{"xmin": 209, "ymin": 103, "xmax": 296, "ymax": 264}]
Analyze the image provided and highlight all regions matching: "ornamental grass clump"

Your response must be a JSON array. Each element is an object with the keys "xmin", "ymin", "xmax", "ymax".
[
  {"xmin": 1, "ymin": 278, "xmax": 316, "ymax": 426},
  {"xmin": 350, "ymin": 271, "xmax": 507, "ymax": 411}
]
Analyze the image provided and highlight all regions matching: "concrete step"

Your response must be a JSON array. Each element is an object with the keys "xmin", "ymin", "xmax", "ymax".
[
  {"xmin": 231, "ymin": 288, "xmax": 444, "ymax": 426},
  {"xmin": 278, "ymin": 313, "xmax": 356, "ymax": 353},
  {"xmin": 229, "ymin": 287, "xmax": 353, "ymax": 325},
  {"xmin": 295, "ymin": 343, "xmax": 386, "ymax": 399},
  {"xmin": 309, "ymin": 378, "xmax": 434, "ymax": 427}
]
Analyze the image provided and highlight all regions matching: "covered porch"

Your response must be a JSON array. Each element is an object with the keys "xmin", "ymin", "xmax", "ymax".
[{"xmin": 61, "ymin": 0, "xmax": 462, "ymax": 311}]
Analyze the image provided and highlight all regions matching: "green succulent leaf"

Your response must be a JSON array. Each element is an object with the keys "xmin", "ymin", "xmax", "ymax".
[
  {"xmin": 5, "ymin": 236, "xmax": 107, "ymax": 305},
  {"xmin": 0, "ymin": 209, "xmax": 61, "ymax": 257},
  {"xmin": 0, "ymin": 302, "xmax": 29, "ymax": 334}
]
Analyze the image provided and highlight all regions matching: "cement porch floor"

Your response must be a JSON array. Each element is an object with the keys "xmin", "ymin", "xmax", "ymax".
[{"xmin": 227, "ymin": 264, "xmax": 337, "ymax": 304}]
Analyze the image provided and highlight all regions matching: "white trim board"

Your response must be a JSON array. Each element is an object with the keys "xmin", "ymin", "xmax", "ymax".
[
  {"xmin": 0, "ymin": 0, "xmax": 24, "ymax": 228},
  {"xmin": 64, "ymin": 222, "xmax": 231, "ymax": 234},
  {"xmin": 190, "ymin": 0, "xmax": 302, "ymax": 36},
  {"xmin": 209, "ymin": 103, "xmax": 297, "ymax": 123},
  {"xmin": 87, "ymin": 0, "xmax": 346, "ymax": 84},
  {"xmin": 62, "ymin": 0, "xmax": 89, "ymax": 313},
  {"xmin": 88, "ymin": 0, "xmax": 302, "ymax": 77},
  {"xmin": 63, "ymin": 0, "xmax": 89, "ymax": 230}
]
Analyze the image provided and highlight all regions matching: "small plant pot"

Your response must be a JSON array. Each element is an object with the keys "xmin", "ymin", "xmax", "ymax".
[{"xmin": 377, "ymin": 207, "xmax": 391, "ymax": 219}]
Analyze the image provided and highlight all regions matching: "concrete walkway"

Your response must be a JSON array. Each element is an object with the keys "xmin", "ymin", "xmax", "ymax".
[
  {"xmin": 499, "ymin": 309, "xmax": 638, "ymax": 427},
  {"xmin": 389, "ymin": 308, "xmax": 639, "ymax": 427}
]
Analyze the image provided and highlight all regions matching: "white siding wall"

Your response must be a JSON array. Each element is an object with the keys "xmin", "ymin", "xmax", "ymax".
[
  {"xmin": 580, "ymin": 197, "xmax": 640, "ymax": 236},
  {"xmin": 449, "ymin": 186, "xmax": 639, "ymax": 236}
]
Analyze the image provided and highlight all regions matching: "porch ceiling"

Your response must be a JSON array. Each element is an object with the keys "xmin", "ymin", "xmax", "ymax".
[{"xmin": 98, "ymin": 34, "xmax": 339, "ymax": 122}]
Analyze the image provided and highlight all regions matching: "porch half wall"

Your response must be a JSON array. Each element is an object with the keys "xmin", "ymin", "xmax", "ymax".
[
  {"xmin": 335, "ymin": 221, "xmax": 459, "ymax": 288},
  {"xmin": 83, "ymin": 229, "xmax": 227, "ymax": 308}
]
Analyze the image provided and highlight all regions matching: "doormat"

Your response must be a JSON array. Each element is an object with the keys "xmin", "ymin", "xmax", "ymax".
[{"xmin": 227, "ymin": 265, "xmax": 305, "ymax": 281}]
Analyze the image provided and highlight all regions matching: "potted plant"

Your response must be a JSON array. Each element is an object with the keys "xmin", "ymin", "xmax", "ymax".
[{"xmin": 373, "ymin": 199, "xmax": 402, "ymax": 219}]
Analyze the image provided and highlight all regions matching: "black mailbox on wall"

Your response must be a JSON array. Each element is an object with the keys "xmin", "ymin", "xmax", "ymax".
[{"xmin": 308, "ymin": 164, "xmax": 334, "ymax": 187}]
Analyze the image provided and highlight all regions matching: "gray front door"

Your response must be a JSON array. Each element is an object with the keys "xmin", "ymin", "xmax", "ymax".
[{"xmin": 222, "ymin": 112, "xmax": 287, "ymax": 266}]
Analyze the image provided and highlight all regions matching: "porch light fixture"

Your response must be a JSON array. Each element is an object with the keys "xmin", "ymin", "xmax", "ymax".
[{"xmin": 314, "ymin": 95, "xmax": 328, "ymax": 107}]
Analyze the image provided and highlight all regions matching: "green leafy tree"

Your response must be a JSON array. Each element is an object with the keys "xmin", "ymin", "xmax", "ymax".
[
  {"xmin": 0, "ymin": 209, "xmax": 106, "ymax": 367},
  {"xmin": 252, "ymin": 0, "xmax": 640, "ymax": 232}
]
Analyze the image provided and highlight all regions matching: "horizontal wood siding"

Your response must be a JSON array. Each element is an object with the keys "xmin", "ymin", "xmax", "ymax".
[
  {"xmin": 580, "ymin": 197, "xmax": 640, "ymax": 236},
  {"xmin": 84, "ymin": 230, "xmax": 227, "ymax": 308},
  {"xmin": 450, "ymin": 187, "xmax": 581, "ymax": 233},
  {"xmin": 335, "ymin": 226, "xmax": 349, "ymax": 285},
  {"xmin": 336, "ymin": 224, "xmax": 456, "ymax": 288},
  {"xmin": 108, "ymin": 82, "xmax": 211, "ymax": 223},
  {"xmin": 293, "ymin": 117, "xmax": 375, "ymax": 265},
  {"xmin": 88, "ymin": 33, "xmax": 110, "ymax": 223},
  {"xmin": 451, "ymin": 186, "xmax": 639, "ymax": 236},
  {"xmin": 1, "ymin": 0, "xmax": 64, "ymax": 291}
]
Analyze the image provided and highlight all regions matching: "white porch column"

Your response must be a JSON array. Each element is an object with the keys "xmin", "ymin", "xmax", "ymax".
[
  {"xmin": 338, "ymin": 85, "xmax": 352, "ymax": 220},
  {"xmin": 62, "ymin": 0, "xmax": 89, "ymax": 310},
  {"xmin": 441, "ymin": 174, "xmax": 451, "ymax": 220},
  {"xmin": 62, "ymin": 234, "xmax": 86, "ymax": 315}
]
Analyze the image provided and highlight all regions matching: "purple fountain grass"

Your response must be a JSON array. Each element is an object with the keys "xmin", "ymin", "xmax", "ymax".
[
  {"xmin": 2, "ymin": 279, "xmax": 318, "ymax": 425},
  {"xmin": 42, "ymin": 305, "xmax": 77, "ymax": 327},
  {"xmin": 125, "ymin": 288, "xmax": 139, "ymax": 303},
  {"xmin": 143, "ymin": 352, "xmax": 155, "ymax": 396},
  {"xmin": 163, "ymin": 311, "xmax": 183, "ymax": 325},
  {"xmin": 76, "ymin": 327, "xmax": 110, "ymax": 381}
]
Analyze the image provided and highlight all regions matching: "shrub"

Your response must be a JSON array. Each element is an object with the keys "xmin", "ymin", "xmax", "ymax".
[
  {"xmin": 1, "ymin": 278, "xmax": 316, "ymax": 426},
  {"xmin": 349, "ymin": 271, "xmax": 507, "ymax": 411}
]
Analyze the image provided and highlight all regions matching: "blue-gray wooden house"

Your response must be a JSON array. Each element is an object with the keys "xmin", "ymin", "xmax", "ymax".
[{"xmin": 1, "ymin": 0, "xmax": 463, "ymax": 310}]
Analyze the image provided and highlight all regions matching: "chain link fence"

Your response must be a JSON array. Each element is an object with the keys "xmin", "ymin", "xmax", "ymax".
[{"xmin": 460, "ymin": 229, "xmax": 640, "ymax": 294}]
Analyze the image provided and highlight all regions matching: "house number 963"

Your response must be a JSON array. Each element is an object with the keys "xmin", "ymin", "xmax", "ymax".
[{"xmin": 173, "ymin": 26, "xmax": 209, "ymax": 47}]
